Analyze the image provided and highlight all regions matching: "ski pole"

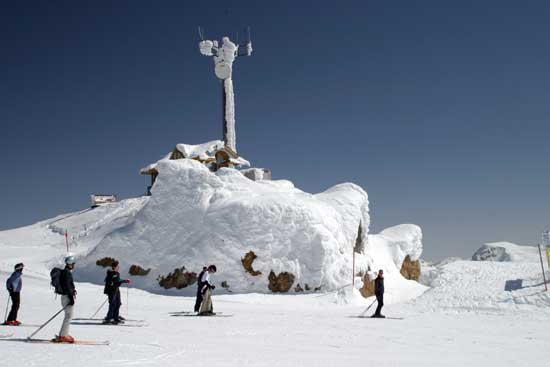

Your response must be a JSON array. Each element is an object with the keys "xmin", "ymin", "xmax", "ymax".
[
  {"xmin": 126, "ymin": 286, "xmax": 129, "ymax": 318},
  {"xmin": 4, "ymin": 297, "xmax": 11, "ymax": 323},
  {"xmin": 360, "ymin": 298, "xmax": 378, "ymax": 317},
  {"xmin": 27, "ymin": 306, "xmax": 67, "ymax": 340},
  {"xmin": 90, "ymin": 298, "xmax": 108, "ymax": 319}
]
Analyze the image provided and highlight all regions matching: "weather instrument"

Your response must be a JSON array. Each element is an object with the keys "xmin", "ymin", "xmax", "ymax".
[{"xmin": 198, "ymin": 26, "xmax": 253, "ymax": 153}]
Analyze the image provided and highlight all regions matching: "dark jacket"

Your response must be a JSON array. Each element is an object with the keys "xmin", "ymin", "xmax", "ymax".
[
  {"xmin": 6, "ymin": 271, "xmax": 22, "ymax": 293},
  {"xmin": 104, "ymin": 270, "xmax": 124, "ymax": 296},
  {"xmin": 196, "ymin": 269, "xmax": 206, "ymax": 290},
  {"xmin": 60, "ymin": 267, "xmax": 76, "ymax": 301},
  {"xmin": 374, "ymin": 276, "xmax": 384, "ymax": 295}
]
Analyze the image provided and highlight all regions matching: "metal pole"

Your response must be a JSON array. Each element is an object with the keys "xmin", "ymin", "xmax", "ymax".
[
  {"xmin": 90, "ymin": 298, "xmax": 108, "ymax": 319},
  {"xmin": 126, "ymin": 286, "xmax": 129, "ymax": 318},
  {"xmin": 4, "ymin": 297, "xmax": 11, "ymax": 323},
  {"xmin": 222, "ymin": 80, "xmax": 227, "ymax": 145},
  {"xmin": 538, "ymin": 244, "xmax": 548, "ymax": 291},
  {"xmin": 352, "ymin": 251, "xmax": 355, "ymax": 287},
  {"xmin": 360, "ymin": 298, "xmax": 378, "ymax": 317},
  {"xmin": 27, "ymin": 306, "xmax": 67, "ymax": 340},
  {"xmin": 65, "ymin": 230, "xmax": 69, "ymax": 253}
]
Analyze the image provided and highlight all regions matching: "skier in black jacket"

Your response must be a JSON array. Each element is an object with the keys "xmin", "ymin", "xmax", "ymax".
[
  {"xmin": 194, "ymin": 266, "xmax": 208, "ymax": 312},
  {"xmin": 372, "ymin": 269, "xmax": 385, "ymax": 318},
  {"xmin": 103, "ymin": 260, "xmax": 130, "ymax": 324},
  {"xmin": 4, "ymin": 263, "xmax": 24, "ymax": 325},
  {"xmin": 54, "ymin": 256, "xmax": 77, "ymax": 343}
]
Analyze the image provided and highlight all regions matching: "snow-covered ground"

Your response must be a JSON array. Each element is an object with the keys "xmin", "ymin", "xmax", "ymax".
[
  {"xmin": 1, "ymin": 211, "xmax": 549, "ymax": 366},
  {"xmin": 1, "ymin": 167, "xmax": 549, "ymax": 366},
  {"xmin": 0, "ymin": 273, "xmax": 548, "ymax": 367}
]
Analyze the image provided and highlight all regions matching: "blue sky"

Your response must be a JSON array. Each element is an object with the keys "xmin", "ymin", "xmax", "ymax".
[{"xmin": 1, "ymin": 1, "xmax": 549, "ymax": 260}]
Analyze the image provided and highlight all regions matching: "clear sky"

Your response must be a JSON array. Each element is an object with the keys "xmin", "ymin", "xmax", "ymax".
[{"xmin": 1, "ymin": 0, "xmax": 549, "ymax": 260}]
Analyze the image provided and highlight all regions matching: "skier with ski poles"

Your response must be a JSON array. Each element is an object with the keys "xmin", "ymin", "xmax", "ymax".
[
  {"xmin": 194, "ymin": 266, "xmax": 208, "ymax": 313},
  {"xmin": 4, "ymin": 263, "xmax": 24, "ymax": 325},
  {"xmin": 53, "ymin": 256, "xmax": 77, "ymax": 343},
  {"xmin": 103, "ymin": 260, "xmax": 130, "ymax": 324},
  {"xmin": 371, "ymin": 269, "xmax": 385, "ymax": 318},
  {"xmin": 198, "ymin": 265, "xmax": 217, "ymax": 316}
]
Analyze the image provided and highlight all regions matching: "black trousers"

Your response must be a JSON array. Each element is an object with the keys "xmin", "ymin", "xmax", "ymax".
[
  {"xmin": 374, "ymin": 293, "xmax": 384, "ymax": 316},
  {"xmin": 106, "ymin": 290, "xmax": 121, "ymax": 321},
  {"xmin": 7, "ymin": 291, "xmax": 20, "ymax": 321},
  {"xmin": 194, "ymin": 284, "xmax": 204, "ymax": 312}
]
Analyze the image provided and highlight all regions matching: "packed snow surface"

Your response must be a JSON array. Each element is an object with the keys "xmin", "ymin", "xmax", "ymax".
[{"xmin": 0, "ymin": 233, "xmax": 549, "ymax": 366}]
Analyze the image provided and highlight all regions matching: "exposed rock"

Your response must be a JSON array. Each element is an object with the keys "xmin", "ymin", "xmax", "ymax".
[
  {"xmin": 359, "ymin": 275, "xmax": 375, "ymax": 298},
  {"xmin": 268, "ymin": 271, "xmax": 295, "ymax": 293},
  {"xmin": 314, "ymin": 285, "xmax": 322, "ymax": 292},
  {"xmin": 305, "ymin": 284, "xmax": 311, "ymax": 291},
  {"xmin": 400, "ymin": 255, "xmax": 421, "ymax": 281},
  {"xmin": 96, "ymin": 257, "xmax": 116, "ymax": 268},
  {"xmin": 128, "ymin": 264, "xmax": 151, "ymax": 276},
  {"xmin": 294, "ymin": 283, "xmax": 304, "ymax": 292},
  {"xmin": 157, "ymin": 267, "xmax": 197, "ymax": 289},
  {"xmin": 241, "ymin": 251, "xmax": 262, "ymax": 276}
]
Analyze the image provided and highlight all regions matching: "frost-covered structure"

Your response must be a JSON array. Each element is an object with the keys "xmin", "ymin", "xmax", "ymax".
[
  {"xmin": 199, "ymin": 35, "xmax": 252, "ymax": 153},
  {"xmin": 140, "ymin": 140, "xmax": 249, "ymax": 192}
]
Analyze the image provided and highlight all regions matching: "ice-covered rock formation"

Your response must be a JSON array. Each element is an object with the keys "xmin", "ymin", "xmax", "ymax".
[
  {"xmin": 472, "ymin": 242, "xmax": 538, "ymax": 262},
  {"xmin": 76, "ymin": 159, "xmax": 375, "ymax": 295},
  {"xmin": 359, "ymin": 224, "xmax": 425, "ymax": 301}
]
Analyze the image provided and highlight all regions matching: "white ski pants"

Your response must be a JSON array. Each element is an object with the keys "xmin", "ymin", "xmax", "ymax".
[{"xmin": 59, "ymin": 295, "xmax": 74, "ymax": 336}]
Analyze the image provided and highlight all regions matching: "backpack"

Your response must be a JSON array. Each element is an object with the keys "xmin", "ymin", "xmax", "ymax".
[{"xmin": 50, "ymin": 268, "xmax": 64, "ymax": 294}]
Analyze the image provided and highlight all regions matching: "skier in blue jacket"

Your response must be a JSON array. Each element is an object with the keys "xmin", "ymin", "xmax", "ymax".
[{"xmin": 4, "ymin": 263, "xmax": 24, "ymax": 325}]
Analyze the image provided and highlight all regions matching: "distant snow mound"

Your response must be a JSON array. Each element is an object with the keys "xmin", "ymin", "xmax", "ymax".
[
  {"xmin": 76, "ymin": 159, "xmax": 374, "ymax": 295},
  {"xmin": 472, "ymin": 242, "xmax": 538, "ymax": 262},
  {"xmin": 364, "ymin": 224, "xmax": 427, "ymax": 303},
  {"xmin": 377, "ymin": 224, "xmax": 423, "ymax": 265}
]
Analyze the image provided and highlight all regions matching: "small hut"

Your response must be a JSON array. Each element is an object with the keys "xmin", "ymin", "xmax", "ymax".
[{"xmin": 140, "ymin": 140, "xmax": 250, "ymax": 195}]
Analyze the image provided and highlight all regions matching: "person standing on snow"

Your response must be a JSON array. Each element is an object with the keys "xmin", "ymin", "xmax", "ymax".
[
  {"xmin": 54, "ymin": 256, "xmax": 77, "ymax": 343},
  {"xmin": 103, "ymin": 260, "xmax": 130, "ymax": 324},
  {"xmin": 372, "ymin": 269, "xmax": 385, "ymax": 318},
  {"xmin": 4, "ymin": 263, "xmax": 24, "ymax": 325},
  {"xmin": 198, "ymin": 265, "xmax": 217, "ymax": 316},
  {"xmin": 194, "ymin": 266, "xmax": 208, "ymax": 312}
]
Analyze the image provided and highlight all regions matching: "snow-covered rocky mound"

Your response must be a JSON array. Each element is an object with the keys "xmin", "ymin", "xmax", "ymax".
[
  {"xmin": 76, "ymin": 159, "xmax": 376, "ymax": 295},
  {"xmin": 411, "ymin": 243, "xmax": 550, "ymax": 314},
  {"xmin": 472, "ymin": 242, "xmax": 539, "ymax": 262},
  {"xmin": 0, "ymin": 158, "xmax": 425, "ymax": 301}
]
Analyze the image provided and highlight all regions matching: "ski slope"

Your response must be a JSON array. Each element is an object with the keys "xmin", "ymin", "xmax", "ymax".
[
  {"xmin": 1, "ymin": 168, "xmax": 549, "ymax": 366},
  {"xmin": 0, "ymin": 274, "xmax": 548, "ymax": 367}
]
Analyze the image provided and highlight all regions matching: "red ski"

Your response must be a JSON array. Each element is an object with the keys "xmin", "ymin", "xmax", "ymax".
[{"xmin": 4, "ymin": 338, "xmax": 110, "ymax": 345}]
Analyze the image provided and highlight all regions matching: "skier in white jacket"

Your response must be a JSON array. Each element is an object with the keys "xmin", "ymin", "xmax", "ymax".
[{"xmin": 198, "ymin": 265, "xmax": 217, "ymax": 316}]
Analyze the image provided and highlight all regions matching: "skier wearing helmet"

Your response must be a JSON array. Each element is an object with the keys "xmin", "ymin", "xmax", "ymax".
[
  {"xmin": 4, "ymin": 263, "xmax": 24, "ymax": 325},
  {"xmin": 54, "ymin": 255, "xmax": 77, "ymax": 343}
]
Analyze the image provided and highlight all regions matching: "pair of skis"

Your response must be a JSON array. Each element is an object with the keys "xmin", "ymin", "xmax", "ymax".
[
  {"xmin": 0, "ymin": 333, "xmax": 109, "ymax": 345},
  {"xmin": 71, "ymin": 318, "xmax": 148, "ymax": 327},
  {"xmin": 169, "ymin": 311, "xmax": 233, "ymax": 318}
]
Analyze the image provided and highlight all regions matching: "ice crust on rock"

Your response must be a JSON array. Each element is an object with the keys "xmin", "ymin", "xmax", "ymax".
[{"xmin": 472, "ymin": 242, "xmax": 539, "ymax": 262}]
